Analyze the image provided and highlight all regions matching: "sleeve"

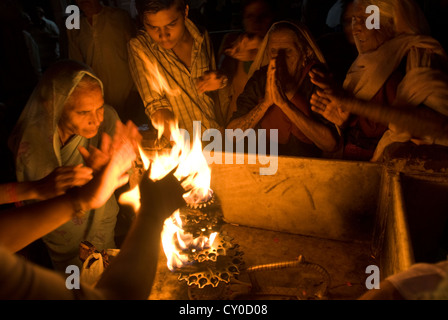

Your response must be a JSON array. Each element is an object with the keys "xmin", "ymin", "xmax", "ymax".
[
  {"xmin": 127, "ymin": 37, "xmax": 172, "ymax": 120},
  {"xmin": 0, "ymin": 246, "xmax": 105, "ymax": 300},
  {"xmin": 231, "ymin": 68, "xmax": 267, "ymax": 121}
]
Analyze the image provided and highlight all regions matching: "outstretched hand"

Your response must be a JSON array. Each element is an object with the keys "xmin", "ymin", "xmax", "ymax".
[
  {"xmin": 79, "ymin": 120, "xmax": 142, "ymax": 172},
  {"xmin": 77, "ymin": 120, "xmax": 140, "ymax": 211},
  {"xmin": 309, "ymin": 68, "xmax": 351, "ymax": 127},
  {"xmin": 139, "ymin": 166, "xmax": 186, "ymax": 224},
  {"xmin": 34, "ymin": 164, "xmax": 93, "ymax": 200},
  {"xmin": 196, "ymin": 71, "xmax": 228, "ymax": 93}
]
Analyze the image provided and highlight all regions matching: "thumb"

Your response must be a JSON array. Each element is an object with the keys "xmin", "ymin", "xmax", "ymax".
[{"xmin": 78, "ymin": 146, "xmax": 90, "ymax": 161}]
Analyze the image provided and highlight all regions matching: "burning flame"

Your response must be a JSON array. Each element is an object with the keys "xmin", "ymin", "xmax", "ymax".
[
  {"xmin": 162, "ymin": 210, "xmax": 217, "ymax": 271},
  {"xmin": 118, "ymin": 123, "xmax": 214, "ymax": 271},
  {"xmin": 133, "ymin": 48, "xmax": 180, "ymax": 97}
]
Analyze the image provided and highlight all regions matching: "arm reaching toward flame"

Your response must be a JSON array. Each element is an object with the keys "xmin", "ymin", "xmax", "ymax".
[
  {"xmin": 94, "ymin": 167, "xmax": 186, "ymax": 300},
  {"xmin": 0, "ymin": 120, "xmax": 137, "ymax": 253}
]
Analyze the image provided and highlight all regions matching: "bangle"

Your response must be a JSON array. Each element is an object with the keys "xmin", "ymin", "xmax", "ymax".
[{"xmin": 67, "ymin": 187, "xmax": 88, "ymax": 219}]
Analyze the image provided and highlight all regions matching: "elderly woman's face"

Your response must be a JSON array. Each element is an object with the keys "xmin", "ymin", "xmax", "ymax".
[
  {"xmin": 268, "ymin": 29, "xmax": 302, "ymax": 80},
  {"xmin": 60, "ymin": 86, "xmax": 104, "ymax": 140},
  {"xmin": 352, "ymin": 1, "xmax": 393, "ymax": 54}
]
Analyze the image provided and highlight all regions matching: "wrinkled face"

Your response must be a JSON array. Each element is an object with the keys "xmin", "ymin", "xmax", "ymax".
[
  {"xmin": 268, "ymin": 29, "xmax": 302, "ymax": 83},
  {"xmin": 352, "ymin": 0, "xmax": 393, "ymax": 54},
  {"xmin": 243, "ymin": 1, "xmax": 273, "ymax": 37},
  {"xmin": 59, "ymin": 85, "xmax": 104, "ymax": 140},
  {"xmin": 143, "ymin": 5, "xmax": 187, "ymax": 50}
]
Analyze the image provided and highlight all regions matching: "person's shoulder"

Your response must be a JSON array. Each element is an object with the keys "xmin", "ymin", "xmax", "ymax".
[
  {"xmin": 129, "ymin": 30, "xmax": 150, "ymax": 48},
  {"xmin": 104, "ymin": 104, "xmax": 119, "ymax": 118},
  {"xmin": 185, "ymin": 18, "xmax": 208, "ymax": 40}
]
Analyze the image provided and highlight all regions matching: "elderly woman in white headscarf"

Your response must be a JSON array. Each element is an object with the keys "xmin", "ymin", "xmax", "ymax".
[
  {"xmin": 9, "ymin": 60, "xmax": 121, "ymax": 271},
  {"xmin": 227, "ymin": 21, "xmax": 341, "ymax": 158},
  {"xmin": 310, "ymin": 0, "xmax": 448, "ymax": 161}
]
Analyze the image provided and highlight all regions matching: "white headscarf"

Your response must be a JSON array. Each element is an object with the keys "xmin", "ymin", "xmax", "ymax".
[
  {"xmin": 9, "ymin": 60, "xmax": 120, "ymax": 271},
  {"xmin": 343, "ymin": 0, "xmax": 448, "ymax": 161},
  {"xmin": 248, "ymin": 21, "xmax": 326, "ymax": 79}
]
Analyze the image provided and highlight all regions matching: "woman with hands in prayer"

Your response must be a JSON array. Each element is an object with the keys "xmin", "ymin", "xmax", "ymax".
[{"xmin": 227, "ymin": 21, "xmax": 341, "ymax": 158}]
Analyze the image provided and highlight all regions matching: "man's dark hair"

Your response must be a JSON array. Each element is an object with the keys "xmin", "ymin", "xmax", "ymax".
[{"xmin": 135, "ymin": 0, "xmax": 187, "ymax": 15}]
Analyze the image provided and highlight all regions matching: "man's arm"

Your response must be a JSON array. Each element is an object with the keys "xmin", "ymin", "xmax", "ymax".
[{"xmin": 128, "ymin": 38, "xmax": 176, "ymax": 140}]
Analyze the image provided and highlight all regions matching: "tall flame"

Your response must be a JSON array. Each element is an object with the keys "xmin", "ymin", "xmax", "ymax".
[{"xmin": 118, "ymin": 62, "xmax": 214, "ymax": 272}]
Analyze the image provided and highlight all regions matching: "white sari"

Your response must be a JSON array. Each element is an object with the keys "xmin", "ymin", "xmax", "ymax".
[
  {"xmin": 342, "ymin": 0, "xmax": 448, "ymax": 161},
  {"xmin": 9, "ymin": 60, "xmax": 120, "ymax": 271}
]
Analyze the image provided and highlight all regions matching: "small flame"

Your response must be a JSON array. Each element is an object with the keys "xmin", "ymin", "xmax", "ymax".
[
  {"xmin": 161, "ymin": 210, "xmax": 217, "ymax": 271},
  {"xmin": 118, "ymin": 185, "xmax": 141, "ymax": 213}
]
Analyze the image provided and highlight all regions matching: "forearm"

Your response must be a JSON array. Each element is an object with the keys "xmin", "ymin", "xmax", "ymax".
[
  {"xmin": 345, "ymin": 97, "xmax": 448, "ymax": 143},
  {"xmin": 281, "ymin": 101, "xmax": 340, "ymax": 152},
  {"xmin": 0, "ymin": 194, "xmax": 81, "ymax": 252},
  {"xmin": 0, "ymin": 182, "xmax": 39, "ymax": 204},
  {"xmin": 94, "ymin": 212, "xmax": 164, "ymax": 300},
  {"xmin": 227, "ymin": 101, "xmax": 271, "ymax": 132}
]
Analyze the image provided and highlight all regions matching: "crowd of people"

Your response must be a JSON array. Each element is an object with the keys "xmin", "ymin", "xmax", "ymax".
[{"xmin": 0, "ymin": 0, "xmax": 448, "ymax": 300}]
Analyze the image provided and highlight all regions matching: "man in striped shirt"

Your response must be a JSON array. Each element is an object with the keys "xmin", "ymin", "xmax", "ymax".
[{"xmin": 128, "ymin": 0, "xmax": 229, "ymax": 141}]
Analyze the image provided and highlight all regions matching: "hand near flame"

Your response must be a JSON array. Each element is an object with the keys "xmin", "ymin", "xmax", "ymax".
[
  {"xmin": 75, "ymin": 121, "xmax": 139, "ymax": 211},
  {"xmin": 79, "ymin": 120, "xmax": 142, "ymax": 172},
  {"xmin": 139, "ymin": 166, "xmax": 186, "ymax": 223},
  {"xmin": 150, "ymin": 109, "xmax": 177, "ymax": 148}
]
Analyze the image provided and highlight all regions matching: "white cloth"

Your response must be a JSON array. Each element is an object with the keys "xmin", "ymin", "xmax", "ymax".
[
  {"xmin": 387, "ymin": 261, "xmax": 448, "ymax": 300},
  {"xmin": 0, "ymin": 246, "xmax": 105, "ymax": 300},
  {"xmin": 341, "ymin": 0, "xmax": 448, "ymax": 161},
  {"xmin": 9, "ymin": 60, "xmax": 120, "ymax": 272}
]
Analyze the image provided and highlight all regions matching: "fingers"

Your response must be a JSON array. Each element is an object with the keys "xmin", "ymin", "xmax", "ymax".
[
  {"xmin": 78, "ymin": 146, "xmax": 90, "ymax": 162},
  {"xmin": 310, "ymin": 91, "xmax": 331, "ymax": 114},
  {"xmin": 100, "ymin": 132, "xmax": 112, "ymax": 155},
  {"xmin": 310, "ymin": 91, "xmax": 331, "ymax": 107},
  {"xmin": 196, "ymin": 71, "xmax": 226, "ymax": 93},
  {"xmin": 309, "ymin": 69, "xmax": 332, "ymax": 90}
]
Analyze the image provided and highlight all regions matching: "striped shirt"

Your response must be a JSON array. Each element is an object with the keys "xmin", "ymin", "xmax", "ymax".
[{"xmin": 128, "ymin": 18, "xmax": 225, "ymax": 136}]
